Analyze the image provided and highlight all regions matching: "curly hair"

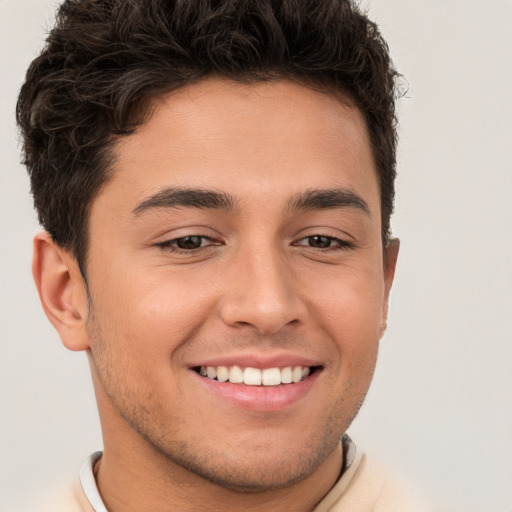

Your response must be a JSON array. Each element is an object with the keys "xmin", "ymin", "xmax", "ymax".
[{"xmin": 17, "ymin": 0, "xmax": 401, "ymax": 275}]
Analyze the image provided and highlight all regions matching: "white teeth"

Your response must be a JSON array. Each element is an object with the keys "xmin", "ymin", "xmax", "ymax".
[
  {"xmin": 216, "ymin": 366, "xmax": 229, "ymax": 382},
  {"xmin": 292, "ymin": 366, "xmax": 303, "ymax": 383},
  {"xmin": 262, "ymin": 367, "xmax": 281, "ymax": 386},
  {"xmin": 281, "ymin": 366, "xmax": 293, "ymax": 384},
  {"xmin": 244, "ymin": 367, "xmax": 262, "ymax": 386},
  {"xmin": 228, "ymin": 365, "xmax": 244, "ymax": 383},
  {"xmin": 198, "ymin": 365, "xmax": 314, "ymax": 386}
]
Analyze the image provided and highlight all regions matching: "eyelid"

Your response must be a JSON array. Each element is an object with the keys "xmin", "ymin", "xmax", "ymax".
[
  {"xmin": 293, "ymin": 234, "xmax": 354, "ymax": 250},
  {"xmin": 163, "ymin": 236, "xmax": 200, "ymax": 246},
  {"xmin": 159, "ymin": 235, "xmax": 217, "ymax": 248}
]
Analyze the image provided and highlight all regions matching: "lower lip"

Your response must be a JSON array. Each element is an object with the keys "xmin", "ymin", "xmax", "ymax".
[{"xmin": 191, "ymin": 370, "xmax": 321, "ymax": 412}]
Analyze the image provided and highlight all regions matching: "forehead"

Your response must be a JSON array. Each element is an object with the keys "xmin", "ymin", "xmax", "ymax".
[{"xmin": 95, "ymin": 78, "xmax": 378, "ymax": 217}]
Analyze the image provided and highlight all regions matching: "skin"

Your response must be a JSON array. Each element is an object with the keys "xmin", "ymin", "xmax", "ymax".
[{"xmin": 33, "ymin": 79, "xmax": 399, "ymax": 512}]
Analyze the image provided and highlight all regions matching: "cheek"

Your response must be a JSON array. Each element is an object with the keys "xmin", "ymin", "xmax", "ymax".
[
  {"xmin": 309, "ymin": 264, "xmax": 385, "ymax": 332},
  {"xmin": 86, "ymin": 267, "xmax": 217, "ymax": 370},
  {"xmin": 306, "ymin": 266, "xmax": 384, "ymax": 371}
]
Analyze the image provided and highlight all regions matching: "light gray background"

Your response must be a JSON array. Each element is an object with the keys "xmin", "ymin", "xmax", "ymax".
[{"xmin": 1, "ymin": 1, "xmax": 511, "ymax": 511}]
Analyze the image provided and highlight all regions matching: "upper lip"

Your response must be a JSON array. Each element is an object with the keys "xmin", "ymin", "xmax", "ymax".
[{"xmin": 189, "ymin": 352, "xmax": 322, "ymax": 369}]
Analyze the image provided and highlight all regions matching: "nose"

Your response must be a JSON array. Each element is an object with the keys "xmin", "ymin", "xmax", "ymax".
[{"xmin": 219, "ymin": 246, "xmax": 307, "ymax": 335}]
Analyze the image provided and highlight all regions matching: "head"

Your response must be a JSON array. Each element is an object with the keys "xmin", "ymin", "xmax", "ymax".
[{"xmin": 18, "ymin": 0, "xmax": 401, "ymax": 496}]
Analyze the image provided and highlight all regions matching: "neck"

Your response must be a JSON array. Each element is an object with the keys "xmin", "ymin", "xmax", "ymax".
[{"xmin": 95, "ymin": 432, "xmax": 342, "ymax": 512}]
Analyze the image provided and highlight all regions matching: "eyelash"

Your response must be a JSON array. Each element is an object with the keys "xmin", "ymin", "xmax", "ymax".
[
  {"xmin": 157, "ymin": 234, "xmax": 353, "ymax": 254},
  {"xmin": 157, "ymin": 235, "xmax": 217, "ymax": 254},
  {"xmin": 293, "ymin": 235, "xmax": 354, "ymax": 251}
]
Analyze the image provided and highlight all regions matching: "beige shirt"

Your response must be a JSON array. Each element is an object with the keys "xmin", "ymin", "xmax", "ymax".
[{"xmin": 33, "ymin": 437, "xmax": 427, "ymax": 512}]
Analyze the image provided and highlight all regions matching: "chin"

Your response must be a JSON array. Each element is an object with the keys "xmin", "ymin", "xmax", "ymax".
[{"xmin": 142, "ymin": 421, "xmax": 343, "ymax": 493}]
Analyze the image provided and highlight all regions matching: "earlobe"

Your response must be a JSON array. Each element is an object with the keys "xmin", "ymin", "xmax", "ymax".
[
  {"xmin": 32, "ymin": 232, "xmax": 90, "ymax": 351},
  {"xmin": 380, "ymin": 238, "xmax": 400, "ymax": 338}
]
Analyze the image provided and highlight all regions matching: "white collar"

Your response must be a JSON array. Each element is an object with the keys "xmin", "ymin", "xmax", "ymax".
[{"xmin": 79, "ymin": 451, "xmax": 108, "ymax": 512}]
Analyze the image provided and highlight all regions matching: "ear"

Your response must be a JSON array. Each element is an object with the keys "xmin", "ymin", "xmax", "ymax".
[
  {"xmin": 379, "ymin": 237, "xmax": 400, "ymax": 338},
  {"xmin": 32, "ymin": 232, "xmax": 91, "ymax": 351}
]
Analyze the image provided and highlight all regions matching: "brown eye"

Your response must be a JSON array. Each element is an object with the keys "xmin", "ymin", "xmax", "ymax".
[
  {"xmin": 175, "ymin": 236, "xmax": 205, "ymax": 249},
  {"xmin": 307, "ymin": 236, "xmax": 333, "ymax": 248},
  {"xmin": 293, "ymin": 235, "xmax": 352, "ymax": 251},
  {"xmin": 157, "ymin": 234, "xmax": 220, "ymax": 254}
]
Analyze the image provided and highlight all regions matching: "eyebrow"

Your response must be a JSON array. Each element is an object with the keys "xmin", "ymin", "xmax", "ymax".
[
  {"xmin": 132, "ymin": 186, "xmax": 370, "ymax": 218},
  {"xmin": 132, "ymin": 187, "xmax": 238, "ymax": 216},
  {"xmin": 287, "ymin": 188, "xmax": 370, "ymax": 215}
]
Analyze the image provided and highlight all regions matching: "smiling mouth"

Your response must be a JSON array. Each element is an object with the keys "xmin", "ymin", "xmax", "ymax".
[{"xmin": 193, "ymin": 365, "xmax": 321, "ymax": 386}]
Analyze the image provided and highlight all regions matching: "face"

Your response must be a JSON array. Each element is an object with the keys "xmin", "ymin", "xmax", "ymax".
[{"xmin": 83, "ymin": 79, "xmax": 396, "ymax": 491}]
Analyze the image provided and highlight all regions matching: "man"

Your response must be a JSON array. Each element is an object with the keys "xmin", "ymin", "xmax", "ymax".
[{"xmin": 17, "ymin": 0, "xmax": 425, "ymax": 510}]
